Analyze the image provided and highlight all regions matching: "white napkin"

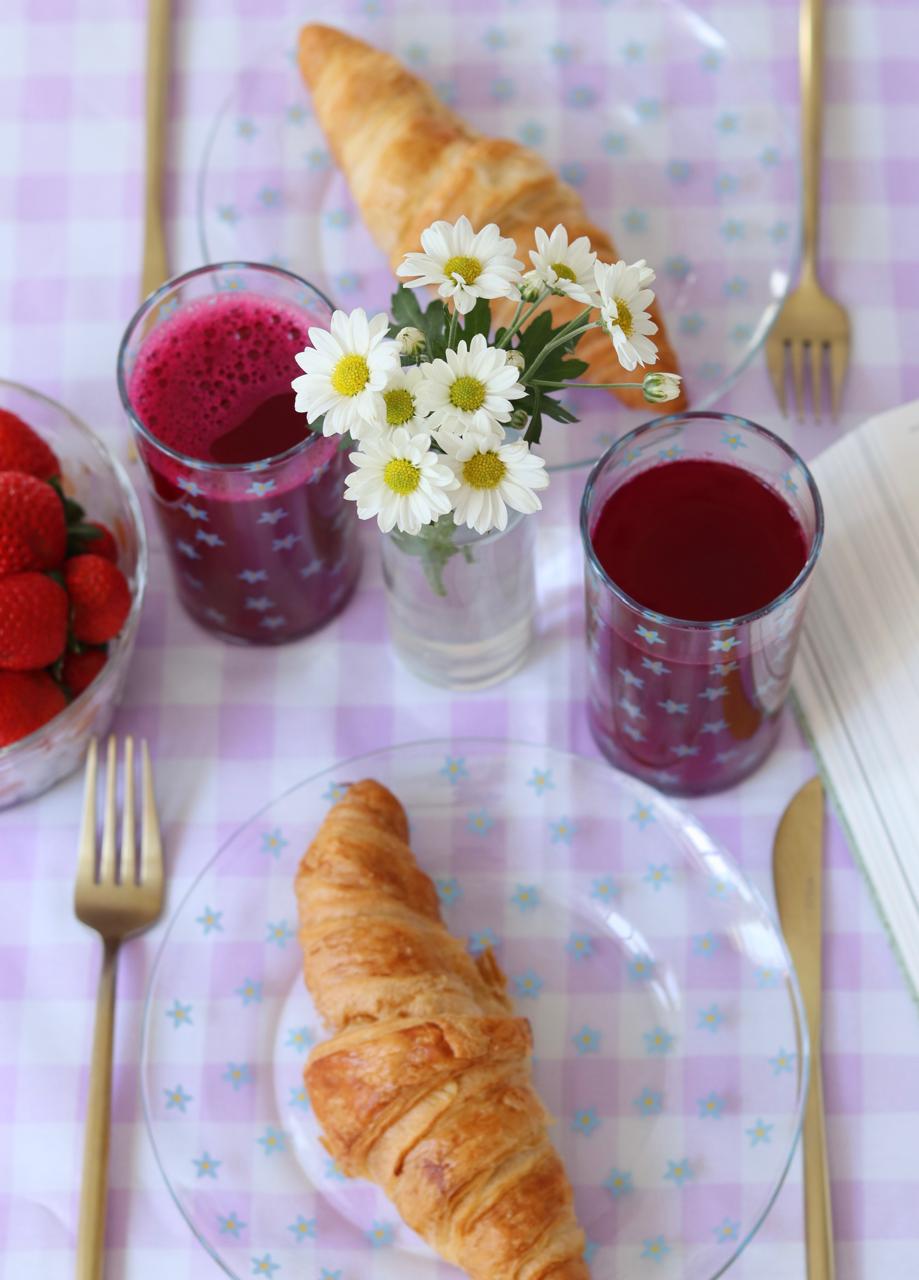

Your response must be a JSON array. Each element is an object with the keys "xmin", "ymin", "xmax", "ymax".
[{"xmin": 794, "ymin": 399, "xmax": 919, "ymax": 995}]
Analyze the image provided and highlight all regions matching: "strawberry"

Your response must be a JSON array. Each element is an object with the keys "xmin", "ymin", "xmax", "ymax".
[
  {"xmin": 67, "ymin": 519, "xmax": 118, "ymax": 562},
  {"xmin": 0, "ymin": 471, "xmax": 67, "ymax": 576},
  {"xmin": 0, "ymin": 670, "xmax": 68, "ymax": 747},
  {"xmin": 64, "ymin": 554, "xmax": 131, "ymax": 644},
  {"xmin": 0, "ymin": 409, "xmax": 60, "ymax": 480},
  {"xmin": 60, "ymin": 646, "xmax": 107, "ymax": 697},
  {"xmin": 0, "ymin": 572, "xmax": 69, "ymax": 670}
]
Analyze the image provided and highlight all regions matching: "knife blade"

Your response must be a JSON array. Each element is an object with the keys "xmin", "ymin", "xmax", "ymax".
[{"xmin": 773, "ymin": 775, "xmax": 835, "ymax": 1280}]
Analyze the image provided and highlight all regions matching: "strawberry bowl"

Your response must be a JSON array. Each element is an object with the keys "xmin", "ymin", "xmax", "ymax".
[{"xmin": 0, "ymin": 379, "xmax": 147, "ymax": 809}]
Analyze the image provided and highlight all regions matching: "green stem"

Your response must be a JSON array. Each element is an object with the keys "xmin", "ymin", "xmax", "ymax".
[
  {"xmin": 523, "ymin": 320, "xmax": 599, "ymax": 382},
  {"xmin": 530, "ymin": 379, "xmax": 639, "ymax": 389},
  {"xmin": 447, "ymin": 308, "xmax": 458, "ymax": 351},
  {"xmin": 499, "ymin": 297, "xmax": 524, "ymax": 345},
  {"xmin": 496, "ymin": 290, "xmax": 549, "ymax": 348}
]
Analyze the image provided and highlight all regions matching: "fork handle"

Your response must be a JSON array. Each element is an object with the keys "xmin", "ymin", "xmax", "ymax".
[
  {"xmin": 76, "ymin": 937, "xmax": 119, "ymax": 1280},
  {"xmin": 800, "ymin": 0, "xmax": 826, "ymax": 278}
]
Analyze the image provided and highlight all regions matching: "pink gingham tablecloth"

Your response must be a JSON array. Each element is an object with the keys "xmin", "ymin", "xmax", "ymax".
[{"xmin": 1, "ymin": 1, "xmax": 918, "ymax": 1277}]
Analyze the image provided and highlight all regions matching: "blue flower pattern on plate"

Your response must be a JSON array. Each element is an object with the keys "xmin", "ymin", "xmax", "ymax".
[
  {"xmin": 644, "ymin": 1026, "xmax": 675, "ymax": 1055},
  {"xmin": 699, "ymin": 1091, "xmax": 726, "ymax": 1119},
  {"xmin": 514, "ymin": 969, "xmax": 544, "ymax": 999},
  {"xmin": 512, "ymin": 884, "xmax": 540, "ymax": 911},
  {"xmin": 604, "ymin": 1167, "xmax": 634, "ymax": 1198},
  {"xmin": 288, "ymin": 1214, "xmax": 316, "ymax": 1242},
  {"xmin": 571, "ymin": 1107, "xmax": 600, "ymax": 1136}
]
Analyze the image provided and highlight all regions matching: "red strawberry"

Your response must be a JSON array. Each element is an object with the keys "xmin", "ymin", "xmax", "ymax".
[
  {"xmin": 0, "ymin": 409, "xmax": 60, "ymax": 480},
  {"xmin": 83, "ymin": 522, "xmax": 118, "ymax": 562},
  {"xmin": 64, "ymin": 554, "xmax": 131, "ymax": 644},
  {"xmin": 0, "ymin": 669, "xmax": 68, "ymax": 747},
  {"xmin": 61, "ymin": 646, "xmax": 107, "ymax": 697},
  {"xmin": 0, "ymin": 471, "xmax": 67, "ymax": 576},
  {"xmin": 68, "ymin": 519, "xmax": 118, "ymax": 562},
  {"xmin": 0, "ymin": 573, "xmax": 69, "ymax": 670}
]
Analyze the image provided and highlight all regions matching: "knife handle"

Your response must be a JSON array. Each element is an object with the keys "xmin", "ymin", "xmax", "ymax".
[{"xmin": 803, "ymin": 1053, "xmax": 836, "ymax": 1280}]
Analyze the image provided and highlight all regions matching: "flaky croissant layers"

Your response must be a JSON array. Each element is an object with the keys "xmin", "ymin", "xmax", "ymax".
[{"xmin": 296, "ymin": 780, "xmax": 591, "ymax": 1280}]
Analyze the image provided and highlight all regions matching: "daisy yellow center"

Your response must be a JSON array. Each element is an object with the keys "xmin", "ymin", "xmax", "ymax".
[
  {"xmin": 449, "ymin": 375, "xmax": 486, "ymax": 413},
  {"xmin": 443, "ymin": 254, "xmax": 482, "ymax": 285},
  {"xmin": 383, "ymin": 458, "xmax": 421, "ymax": 495},
  {"xmin": 330, "ymin": 353, "xmax": 370, "ymax": 398},
  {"xmin": 383, "ymin": 387, "xmax": 415, "ymax": 426},
  {"xmin": 613, "ymin": 297, "xmax": 634, "ymax": 337},
  {"xmin": 551, "ymin": 261, "xmax": 577, "ymax": 282},
  {"xmin": 462, "ymin": 451, "xmax": 506, "ymax": 490}
]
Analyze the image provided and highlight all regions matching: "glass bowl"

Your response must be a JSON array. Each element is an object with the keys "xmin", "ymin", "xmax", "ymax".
[{"xmin": 0, "ymin": 379, "xmax": 148, "ymax": 809}]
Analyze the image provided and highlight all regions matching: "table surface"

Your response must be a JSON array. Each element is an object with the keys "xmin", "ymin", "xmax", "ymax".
[{"xmin": 1, "ymin": 1, "xmax": 918, "ymax": 1277}]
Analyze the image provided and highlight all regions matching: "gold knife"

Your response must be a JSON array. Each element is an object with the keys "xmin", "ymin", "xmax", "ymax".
[{"xmin": 773, "ymin": 776, "xmax": 836, "ymax": 1280}]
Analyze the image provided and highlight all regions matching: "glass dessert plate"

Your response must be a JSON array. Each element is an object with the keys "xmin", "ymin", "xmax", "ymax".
[
  {"xmin": 141, "ymin": 740, "xmax": 807, "ymax": 1280},
  {"xmin": 197, "ymin": 0, "xmax": 798, "ymax": 471}
]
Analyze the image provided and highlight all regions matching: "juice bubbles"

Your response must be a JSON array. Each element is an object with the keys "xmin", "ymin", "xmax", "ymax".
[{"xmin": 120, "ymin": 270, "xmax": 360, "ymax": 644}]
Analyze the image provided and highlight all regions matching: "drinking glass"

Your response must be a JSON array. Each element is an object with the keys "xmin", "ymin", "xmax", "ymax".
[
  {"xmin": 117, "ymin": 262, "xmax": 361, "ymax": 644},
  {"xmin": 581, "ymin": 412, "xmax": 824, "ymax": 795}
]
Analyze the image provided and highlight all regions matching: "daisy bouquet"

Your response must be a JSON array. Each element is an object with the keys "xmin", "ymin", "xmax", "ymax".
[{"xmin": 292, "ymin": 217, "xmax": 680, "ymax": 594}]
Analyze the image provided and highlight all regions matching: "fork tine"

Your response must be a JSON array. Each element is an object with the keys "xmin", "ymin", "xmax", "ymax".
[
  {"xmin": 120, "ymin": 736, "xmax": 136, "ymax": 885},
  {"xmin": 809, "ymin": 342, "xmax": 823, "ymax": 422},
  {"xmin": 789, "ymin": 341, "xmax": 806, "ymax": 421},
  {"xmin": 140, "ymin": 740, "xmax": 163, "ymax": 888},
  {"xmin": 99, "ymin": 735, "xmax": 118, "ymax": 884},
  {"xmin": 765, "ymin": 339, "xmax": 787, "ymax": 417},
  {"xmin": 77, "ymin": 737, "xmax": 99, "ymax": 883},
  {"xmin": 829, "ymin": 337, "xmax": 849, "ymax": 420}
]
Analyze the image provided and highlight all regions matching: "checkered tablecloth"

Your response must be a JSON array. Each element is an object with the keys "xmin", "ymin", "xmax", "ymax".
[{"xmin": 1, "ymin": 1, "xmax": 918, "ymax": 1277}]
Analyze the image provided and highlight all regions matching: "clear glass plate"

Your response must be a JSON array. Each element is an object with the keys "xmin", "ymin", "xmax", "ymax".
[
  {"xmin": 197, "ymin": 0, "xmax": 798, "ymax": 471},
  {"xmin": 142, "ymin": 740, "xmax": 807, "ymax": 1280}
]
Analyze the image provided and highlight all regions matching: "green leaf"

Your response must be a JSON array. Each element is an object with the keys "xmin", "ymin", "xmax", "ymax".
[
  {"xmin": 458, "ymin": 297, "xmax": 492, "ymax": 343},
  {"xmin": 524, "ymin": 388, "xmax": 544, "ymax": 445},
  {"xmin": 390, "ymin": 284, "xmax": 425, "ymax": 331},
  {"xmin": 539, "ymin": 396, "xmax": 578, "ymax": 424},
  {"xmin": 66, "ymin": 522, "xmax": 103, "ymax": 557}
]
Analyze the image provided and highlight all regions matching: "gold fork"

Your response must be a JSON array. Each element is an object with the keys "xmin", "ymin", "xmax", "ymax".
[
  {"xmin": 74, "ymin": 736, "xmax": 165, "ymax": 1280},
  {"xmin": 765, "ymin": 0, "xmax": 850, "ymax": 420}
]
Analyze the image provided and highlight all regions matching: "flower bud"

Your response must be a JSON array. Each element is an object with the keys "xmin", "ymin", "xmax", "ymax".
[
  {"xmin": 505, "ymin": 349, "xmax": 526, "ymax": 371},
  {"xmin": 518, "ymin": 274, "xmax": 543, "ymax": 302},
  {"xmin": 642, "ymin": 371, "xmax": 682, "ymax": 404},
  {"xmin": 510, "ymin": 407, "xmax": 529, "ymax": 430},
  {"xmin": 396, "ymin": 325, "xmax": 425, "ymax": 357}
]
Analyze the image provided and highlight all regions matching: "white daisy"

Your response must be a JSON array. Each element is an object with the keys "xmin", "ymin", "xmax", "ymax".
[
  {"xmin": 396, "ymin": 216, "xmax": 523, "ymax": 315},
  {"xmin": 440, "ymin": 436, "xmax": 549, "ymax": 535},
  {"xmin": 416, "ymin": 333, "xmax": 526, "ymax": 449},
  {"xmin": 343, "ymin": 427, "xmax": 458, "ymax": 535},
  {"xmin": 594, "ymin": 259, "xmax": 659, "ymax": 371},
  {"xmin": 292, "ymin": 307, "xmax": 400, "ymax": 439},
  {"xmin": 525, "ymin": 224, "xmax": 599, "ymax": 305},
  {"xmin": 380, "ymin": 365, "xmax": 429, "ymax": 431}
]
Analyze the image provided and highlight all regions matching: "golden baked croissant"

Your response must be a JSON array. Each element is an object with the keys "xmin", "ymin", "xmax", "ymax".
[
  {"xmin": 298, "ymin": 22, "xmax": 686, "ymax": 412},
  {"xmin": 296, "ymin": 779, "xmax": 590, "ymax": 1280}
]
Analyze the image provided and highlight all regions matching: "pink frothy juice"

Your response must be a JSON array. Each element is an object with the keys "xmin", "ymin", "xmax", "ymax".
[{"xmin": 118, "ymin": 266, "xmax": 360, "ymax": 644}]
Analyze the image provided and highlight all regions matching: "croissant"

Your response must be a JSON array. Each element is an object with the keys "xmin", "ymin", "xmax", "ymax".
[
  {"xmin": 296, "ymin": 779, "xmax": 590, "ymax": 1280},
  {"xmin": 297, "ymin": 22, "xmax": 687, "ymax": 412}
]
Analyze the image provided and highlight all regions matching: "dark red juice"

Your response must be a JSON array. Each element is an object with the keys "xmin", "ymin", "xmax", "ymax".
[
  {"xmin": 128, "ymin": 292, "xmax": 360, "ymax": 643},
  {"xmin": 586, "ymin": 458, "xmax": 809, "ymax": 793}
]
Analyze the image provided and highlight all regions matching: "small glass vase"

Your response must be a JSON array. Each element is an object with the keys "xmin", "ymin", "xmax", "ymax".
[{"xmin": 381, "ymin": 512, "xmax": 536, "ymax": 690}]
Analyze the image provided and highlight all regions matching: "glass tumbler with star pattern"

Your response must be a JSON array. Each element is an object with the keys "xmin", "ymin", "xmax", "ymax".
[
  {"xmin": 581, "ymin": 412, "xmax": 823, "ymax": 795},
  {"xmin": 117, "ymin": 262, "xmax": 361, "ymax": 643}
]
